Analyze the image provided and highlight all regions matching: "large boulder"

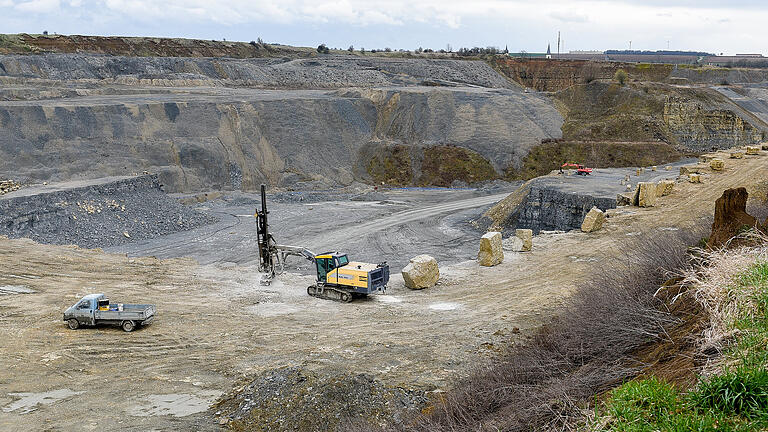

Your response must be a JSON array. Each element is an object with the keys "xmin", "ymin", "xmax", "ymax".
[
  {"xmin": 635, "ymin": 182, "xmax": 657, "ymax": 207},
  {"xmin": 581, "ymin": 207, "xmax": 605, "ymax": 233},
  {"xmin": 502, "ymin": 236, "xmax": 524, "ymax": 252},
  {"xmin": 401, "ymin": 255, "xmax": 439, "ymax": 290},
  {"xmin": 478, "ymin": 232, "xmax": 503, "ymax": 266},
  {"xmin": 708, "ymin": 188, "xmax": 758, "ymax": 248},
  {"xmin": 656, "ymin": 180, "xmax": 674, "ymax": 197},
  {"xmin": 515, "ymin": 229, "xmax": 533, "ymax": 252}
]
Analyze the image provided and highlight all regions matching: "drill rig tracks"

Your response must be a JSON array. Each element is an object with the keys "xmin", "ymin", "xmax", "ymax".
[{"xmin": 306, "ymin": 284, "xmax": 355, "ymax": 303}]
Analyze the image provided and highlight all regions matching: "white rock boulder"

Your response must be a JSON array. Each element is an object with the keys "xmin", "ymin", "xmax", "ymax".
[
  {"xmin": 515, "ymin": 229, "xmax": 533, "ymax": 252},
  {"xmin": 581, "ymin": 207, "xmax": 605, "ymax": 233},
  {"xmin": 401, "ymin": 255, "xmax": 440, "ymax": 290}
]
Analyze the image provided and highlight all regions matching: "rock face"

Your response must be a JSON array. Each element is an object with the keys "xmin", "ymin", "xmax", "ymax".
[
  {"xmin": 515, "ymin": 229, "xmax": 533, "ymax": 252},
  {"xmin": 478, "ymin": 232, "xmax": 504, "ymax": 266},
  {"xmin": 581, "ymin": 207, "xmax": 605, "ymax": 232},
  {"xmin": 664, "ymin": 98, "xmax": 763, "ymax": 151},
  {"xmin": 487, "ymin": 180, "xmax": 617, "ymax": 234},
  {"xmin": 656, "ymin": 180, "xmax": 674, "ymax": 197},
  {"xmin": 401, "ymin": 255, "xmax": 440, "ymax": 290},
  {"xmin": 0, "ymin": 88, "xmax": 563, "ymax": 194},
  {"xmin": 635, "ymin": 182, "xmax": 658, "ymax": 207},
  {"xmin": 708, "ymin": 187, "xmax": 758, "ymax": 247},
  {"xmin": 710, "ymin": 158, "xmax": 725, "ymax": 171},
  {"xmin": 0, "ymin": 54, "xmax": 566, "ymax": 193}
]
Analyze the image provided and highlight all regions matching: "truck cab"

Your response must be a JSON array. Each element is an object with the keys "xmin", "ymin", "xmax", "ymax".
[{"xmin": 64, "ymin": 293, "xmax": 104, "ymax": 326}]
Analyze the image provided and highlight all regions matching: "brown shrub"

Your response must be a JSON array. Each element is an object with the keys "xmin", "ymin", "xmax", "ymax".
[{"xmin": 346, "ymin": 229, "xmax": 703, "ymax": 432}]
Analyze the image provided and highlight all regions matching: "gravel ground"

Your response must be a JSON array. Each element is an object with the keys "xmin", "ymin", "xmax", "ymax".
[
  {"xmin": 0, "ymin": 54, "xmax": 515, "ymax": 89},
  {"xmin": 214, "ymin": 367, "xmax": 428, "ymax": 431},
  {"xmin": 0, "ymin": 175, "xmax": 217, "ymax": 248}
]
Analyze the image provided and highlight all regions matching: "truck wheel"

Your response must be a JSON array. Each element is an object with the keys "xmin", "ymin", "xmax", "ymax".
[
  {"xmin": 67, "ymin": 319, "xmax": 80, "ymax": 330},
  {"xmin": 121, "ymin": 320, "xmax": 135, "ymax": 332}
]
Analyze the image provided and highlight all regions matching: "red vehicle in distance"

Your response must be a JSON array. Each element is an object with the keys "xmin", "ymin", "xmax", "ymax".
[{"xmin": 560, "ymin": 163, "xmax": 592, "ymax": 176}]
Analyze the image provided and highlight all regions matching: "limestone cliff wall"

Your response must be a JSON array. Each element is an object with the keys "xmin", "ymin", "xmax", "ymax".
[
  {"xmin": 663, "ymin": 97, "xmax": 764, "ymax": 151},
  {"xmin": 0, "ymin": 87, "xmax": 563, "ymax": 192}
]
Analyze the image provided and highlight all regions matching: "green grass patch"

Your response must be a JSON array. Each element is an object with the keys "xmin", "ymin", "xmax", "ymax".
[{"xmin": 595, "ymin": 260, "xmax": 768, "ymax": 431}]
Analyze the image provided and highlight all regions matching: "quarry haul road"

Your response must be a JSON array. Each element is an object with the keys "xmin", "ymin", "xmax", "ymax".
[
  {"xmin": 2, "ymin": 155, "xmax": 768, "ymax": 431},
  {"xmin": 304, "ymin": 192, "xmax": 509, "ymax": 251},
  {"xmin": 109, "ymin": 190, "xmax": 511, "ymax": 269}
]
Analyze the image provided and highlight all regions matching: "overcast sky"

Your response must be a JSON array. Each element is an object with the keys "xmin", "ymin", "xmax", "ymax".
[{"xmin": 1, "ymin": 0, "xmax": 765, "ymax": 55}]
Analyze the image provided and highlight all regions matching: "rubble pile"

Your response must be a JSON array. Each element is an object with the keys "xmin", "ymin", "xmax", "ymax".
[{"xmin": 0, "ymin": 180, "xmax": 20, "ymax": 195}]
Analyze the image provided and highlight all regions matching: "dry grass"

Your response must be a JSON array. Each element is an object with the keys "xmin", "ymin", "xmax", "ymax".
[
  {"xmin": 682, "ymin": 232, "xmax": 768, "ymax": 372},
  {"xmin": 344, "ymin": 229, "xmax": 704, "ymax": 432}
]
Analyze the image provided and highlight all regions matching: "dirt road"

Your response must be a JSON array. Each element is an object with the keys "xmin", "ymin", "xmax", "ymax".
[{"xmin": 1, "ymin": 154, "xmax": 766, "ymax": 430}]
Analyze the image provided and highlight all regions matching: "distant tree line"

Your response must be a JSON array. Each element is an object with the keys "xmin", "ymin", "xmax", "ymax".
[
  {"xmin": 312, "ymin": 42, "xmax": 511, "ymax": 57},
  {"xmin": 455, "ymin": 46, "xmax": 507, "ymax": 56}
]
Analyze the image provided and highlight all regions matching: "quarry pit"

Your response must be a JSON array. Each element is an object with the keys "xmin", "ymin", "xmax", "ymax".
[{"xmin": 3, "ymin": 41, "xmax": 768, "ymax": 431}]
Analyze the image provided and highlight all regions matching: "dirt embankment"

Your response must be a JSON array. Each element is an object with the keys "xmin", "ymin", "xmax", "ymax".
[
  {"xmin": 491, "ymin": 57, "xmax": 768, "ymax": 92},
  {"xmin": 502, "ymin": 80, "xmax": 765, "ymax": 180},
  {"xmin": 555, "ymin": 81, "xmax": 765, "ymax": 150},
  {"xmin": 366, "ymin": 144, "xmax": 498, "ymax": 187},
  {"xmin": 0, "ymin": 33, "xmax": 308, "ymax": 58},
  {"xmin": 507, "ymin": 140, "xmax": 683, "ymax": 180}
]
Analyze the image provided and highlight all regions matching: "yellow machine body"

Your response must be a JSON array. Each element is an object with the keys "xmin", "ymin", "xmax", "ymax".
[{"xmin": 314, "ymin": 253, "xmax": 389, "ymax": 294}]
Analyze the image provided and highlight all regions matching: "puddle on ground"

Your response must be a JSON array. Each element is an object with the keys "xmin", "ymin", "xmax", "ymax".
[
  {"xmin": 428, "ymin": 302, "xmax": 461, "ymax": 311},
  {"xmin": 3, "ymin": 389, "xmax": 83, "ymax": 414},
  {"xmin": 0, "ymin": 285, "xmax": 36, "ymax": 295},
  {"xmin": 128, "ymin": 391, "xmax": 222, "ymax": 417},
  {"xmin": 245, "ymin": 303, "xmax": 300, "ymax": 317}
]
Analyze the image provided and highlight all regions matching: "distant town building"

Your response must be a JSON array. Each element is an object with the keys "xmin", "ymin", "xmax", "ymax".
[{"xmin": 546, "ymin": 44, "xmax": 551, "ymax": 59}]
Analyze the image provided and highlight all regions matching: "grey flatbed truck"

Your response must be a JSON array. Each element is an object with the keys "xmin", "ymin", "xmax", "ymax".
[{"xmin": 63, "ymin": 293, "xmax": 155, "ymax": 332}]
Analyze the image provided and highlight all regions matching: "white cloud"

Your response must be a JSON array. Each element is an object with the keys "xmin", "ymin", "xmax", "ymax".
[
  {"xmin": 0, "ymin": 0, "xmax": 766, "ymax": 54},
  {"xmin": 14, "ymin": 0, "xmax": 60, "ymax": 13}
]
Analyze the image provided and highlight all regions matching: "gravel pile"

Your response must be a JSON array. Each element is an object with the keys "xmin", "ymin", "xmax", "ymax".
[
  {"xmin": 0, "ymin": 175, "xmax": 217, "ymax": 248},
  {"xmin": 213, "ymin": 367, "xmax": 428, "ymax": 431},
  {"xmin": 0, "ymin": 54, "xmax": 515, "ymax": 89}
]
